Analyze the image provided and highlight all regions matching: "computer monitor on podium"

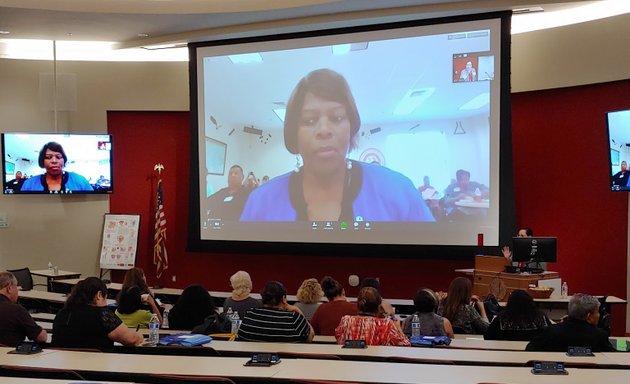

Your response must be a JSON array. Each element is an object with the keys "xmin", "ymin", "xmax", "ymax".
[{"xmin": 512, "ymin": 237, "xmax": 557, "ymax": 267}]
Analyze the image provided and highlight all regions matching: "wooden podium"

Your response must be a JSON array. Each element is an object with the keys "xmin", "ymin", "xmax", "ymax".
[{"xmin": 471, "ymin": 255, "xmax": 559, "ymax": 300}]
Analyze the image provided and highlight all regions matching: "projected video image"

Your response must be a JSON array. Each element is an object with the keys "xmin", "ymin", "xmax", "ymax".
[{"xmin": 195, "ymin": 17, "xmax": 503, "ymax": 246}]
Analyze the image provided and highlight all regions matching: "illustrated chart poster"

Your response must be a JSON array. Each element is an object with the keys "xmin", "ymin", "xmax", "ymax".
[{"xmin": 99, "ymin": 214, "xmax": 140, "ymax": 270}]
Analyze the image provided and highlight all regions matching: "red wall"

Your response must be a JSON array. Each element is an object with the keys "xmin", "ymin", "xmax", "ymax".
[{"xmin": 108, "ymin": 79, "xmax": 629, "ymax": 333}]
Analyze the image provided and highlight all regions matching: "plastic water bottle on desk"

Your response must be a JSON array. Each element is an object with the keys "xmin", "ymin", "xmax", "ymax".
[
  {"xmin": 561, "ymin": 282, "xmax": 568, "ymax": 298},
  {"xmin": 411, "ymin": 314, "xmax": 421, "ymax": 337},
  {"xmin": 148, "ymin": 313, "xmax": 160, "ymax": 345},
  {"xmin": 162, "ymin": 308, "xmax": 170, "ymax": 329},
  {"xmin": 226, "ymin": 307, "xmax": 234, "ymax": 321},
  {"xmin": 231, "ymin": 311, "xmax": 241, "ymax": 334},
  {"xmin": 47, "ymin": 261, "xmax": 53, "ymax": 271}
]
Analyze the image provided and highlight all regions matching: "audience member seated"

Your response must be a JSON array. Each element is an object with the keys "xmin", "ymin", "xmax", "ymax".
[
  {"xmin": 168, "ymin": 284, "xmax": 217, "ymax": 330},
  {"xmin": 294, "ymin": 278, "xmax": 323, "ymax": 321},
  {"xmin": 0, "ymin": 271, "xmax": 47, "ymax": 347},
  {"xmin": 52, "ymin": 277, "xmax": 143, "ymax": 349},
  {"xmin": 526, "ymin": 293, "xmax": 615, "ymax": 352},
  {"xmin": 310, "ymin": 276, "xmax": 357, "ymax": 336},
  {"xmin": 335, "ymin": 287, "xmax": 410, "ymax": 346},
  {"xmin": 115, "ymin": 286, "xmax": 162, "ymax": 328},
  {"xmin": 359, "ymin": 277, "xmax": 395, "ymax": 318},
  {"xmin": 440, "ymin": 277, "xmax": 489, "ymax": 334},
  {"xmin": 119, "ymin": 267, "xmax": 153, "ymax": 299},
  {"xmin": 402, "ymin": 288, "xmax": 454, "ymax": 339},
  {"xmin": 484, "ymin": 289, "xmax": 551, "ymax": 341},
  {"xmin": 238, "ymin": 281, "xmax": 314, "ymax": 343},
  {"xmin": 222, "ymin": 270, "xmax": 262, "ymax": 319},
  {"xmin": 191, "ymin": 302, "xmax": 230, "ymax": 335}
]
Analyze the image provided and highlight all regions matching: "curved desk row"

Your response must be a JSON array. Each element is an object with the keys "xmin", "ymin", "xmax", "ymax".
[{"xmin": 1, "ymin": 347, "xmax": 630, "ymax": 384}]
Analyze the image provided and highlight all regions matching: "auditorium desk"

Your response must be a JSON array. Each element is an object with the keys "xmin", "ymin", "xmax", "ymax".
[
  {"xmin": 1, "ymin": 347, "xmax": 629, "ymax": 384},
  {"xmin": 203, "ymin": 340, "xmax": 617, "ymax": 367},
  {"xmin": 18, "ymin": 290, "xmax": 116, "ymax": 306}
]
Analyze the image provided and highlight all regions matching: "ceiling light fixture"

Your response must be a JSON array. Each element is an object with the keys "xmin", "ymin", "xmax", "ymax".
[
  {"xmin": 0, "ymin": 30, "xmax": 10, "ymax": 35},
  {"xmin": 393, "ymin": 88, "xmax": 435, "ymax": 116}
]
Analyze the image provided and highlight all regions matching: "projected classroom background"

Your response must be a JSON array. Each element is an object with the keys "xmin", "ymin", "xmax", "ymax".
[{"xmin": 193, "ymin": 16, "xmax": 506, "ymax": 248}]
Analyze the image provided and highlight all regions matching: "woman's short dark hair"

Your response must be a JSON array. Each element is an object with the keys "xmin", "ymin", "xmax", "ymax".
[
  {"xmin": 519, "ymin": 227, "xmax": 534, "ymax": 236},
  {"xmin": 320, "ymin": 276, "xmax": 343, "ymax": 301},
  {"xmin": 283, "ymin": 68, "xmax": 361, "ymax": 155},
  {"xmin": 65, "ymin": 277, "xmax": 107, "ymax": 309},
  {"xmin": 357, "ymin": 286, "xmax": 381, "ymax": 314},
  {"xmin": 359, "ymin": 277, "xmax": 381, "ymax": 293},
  {"xmin": 261, "ymin": 281, "xmax": 287, "ymax": 307},
  {"xmin": 38, "ymin": 142, "xmax": 67, "ymax": 168},
  {"xmin": 117, "ymin": 286, "xmax": 142, "ymax": 315},
  {"xmin": 502, "ymin": 289, "xmax": 545, "ymax": 324},
  {"xmin": 413, "ymin": 288, "xmax": 438, "ymax": 313}
]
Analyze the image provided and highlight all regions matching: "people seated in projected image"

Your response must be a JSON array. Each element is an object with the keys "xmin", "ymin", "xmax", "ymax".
[
  {"xmin": 402, "ymin": 288, "xmax": 454, "ymax": 339},
  {"xmin": 460, "ymin": 61, "xmax": 477, "ymax": 82},
  {"xmin": 20, "ymin": 142, "xmax": 94, "ymax": 193},
  {"xmin": 237, "ymin": 281, "xmax": 314, "ymax": 343},
  {"xmin": 441, "ymin": 169, "xmax": 488, "ymax": 216},
  {"xmin": 240, "ymin": 68, "xmax": 434, "ymax": 222},
  {"xmin": 223, "ymin": 270, "xmax": 262, "ymax": 320},
  {"xmin": 611, "ymin": 160, "xmax": 629, "ymax": 187},
  {"xmin": 335, "ymin": 287, "xmax": 410, "ymax": 346},
  {"xmin": 310, "ymin": 276, "xmax": 357, "ymax": 336},
  {"xmin": 484, "ymin": 289, "xmax": 550, "ymax": 341},
  {"xmin": 526, "ymin": 293, "xmax": 615, "ymax": 352},
  {"xmin": 4, "ymin": 170, "xmax": 25, "ymax": 192},
  {"xmin": 206, "ymin": 164, "xmax": 252, "ymax": 221}
]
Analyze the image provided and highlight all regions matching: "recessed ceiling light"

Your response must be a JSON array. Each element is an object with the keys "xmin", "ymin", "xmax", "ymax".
[
  {"xmin": 0, "ymin": 30, "xmax": 10, "ymax": 35},
  {"xmin": 137, "ymin": 33, "xmax": 149, "ymax": 38},
  {"xmin": 66, "ymin": 33, "xmax": 73, "ymax": 37}
]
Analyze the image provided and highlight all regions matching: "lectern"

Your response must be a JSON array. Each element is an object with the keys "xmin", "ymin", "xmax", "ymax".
[{"xmin": 471, "ymin": 255, "xmax": 559, "ymax": 300}]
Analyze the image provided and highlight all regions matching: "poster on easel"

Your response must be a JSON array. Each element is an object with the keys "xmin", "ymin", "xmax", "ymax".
[{"xmin": 99, "ymin": 214, "xmax": 140, "ymax": 270}]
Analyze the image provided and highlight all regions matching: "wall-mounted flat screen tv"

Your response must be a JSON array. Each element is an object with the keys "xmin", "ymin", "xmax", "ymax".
[
  {"xmin": 2, "ymin": 132, "xmax": 113, "ymax": 195},
  {"xmin": 606, "ymin": 109, "xmax": 630, "ymax": 191}
]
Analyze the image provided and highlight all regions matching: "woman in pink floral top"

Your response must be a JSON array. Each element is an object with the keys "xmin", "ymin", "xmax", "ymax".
[{"xmin": 335, "ymin": 287, "xmax": 410, "ymax": 346}]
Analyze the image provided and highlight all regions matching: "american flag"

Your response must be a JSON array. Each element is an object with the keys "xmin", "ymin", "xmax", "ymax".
[{"xmin": 153, "ymin": 178, "xmax": 168, "ymax": 279}]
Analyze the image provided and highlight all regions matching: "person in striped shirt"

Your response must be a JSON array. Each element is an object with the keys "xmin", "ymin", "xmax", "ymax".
[{"xmin": 237, "ymin": 281, "xmax": 314, "ymax": 343}]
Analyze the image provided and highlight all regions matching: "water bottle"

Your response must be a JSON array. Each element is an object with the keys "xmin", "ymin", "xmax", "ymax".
[
  {"xmin": 231, "ymin": 311, "xmax": 241, "ymax": 334},
  {"xmin": 226, "ymin": 307, "xmax": 234, "ymax": 320},
  {"xmin": 148, "ymin": 313, "xmax": 160, "ymax": 345},
  {"xmin": 411, "ymin": 314, "xmax": 421, "ymax": 337},
  {"xmin": 162, "ymin": 308, "xmax": 170, "ymax": 329},
  {"xmin": 561, "ymin": 282, "xmax": 568, "ymax": 298},
  {"xmin": 47, "ymin": 261, "xmax": 53, "ymax": 271}
]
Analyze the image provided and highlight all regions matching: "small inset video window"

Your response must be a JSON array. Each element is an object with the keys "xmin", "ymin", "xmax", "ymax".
[{"xmin": 453, "ymin": 52, "xmax": 494, "ymax": 83}]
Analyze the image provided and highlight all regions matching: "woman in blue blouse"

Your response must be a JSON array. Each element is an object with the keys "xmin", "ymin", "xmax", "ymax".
[{"xmin": 241, "ymin": 69, "xmax": 433, "ymax": 223}]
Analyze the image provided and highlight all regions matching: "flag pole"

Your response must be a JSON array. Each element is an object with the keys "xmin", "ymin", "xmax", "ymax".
[{"xmin": 153, "ymin": 163, "xmax": 168, "ymax": 284}]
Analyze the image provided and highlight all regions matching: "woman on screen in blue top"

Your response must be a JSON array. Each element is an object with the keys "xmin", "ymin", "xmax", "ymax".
[
  {"xmin": 240, "ymin": 69, "xmax": 434, "ymax": 222},
  {"xmin": 20, "ymin": 141, "xmax": 93, "ymax": 193}
]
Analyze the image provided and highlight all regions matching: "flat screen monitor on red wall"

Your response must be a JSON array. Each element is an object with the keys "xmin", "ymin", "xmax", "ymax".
[
  {"xmin": 188, "ymin": 12, "xmax": 515, "ymax": 258},
  {"xmin": 2, "ymin": 133, "xmax": 113, "ymax": 195},
  {"xmin": 606, "ymin": 109, "xmax": 630, "ymax": 191}
]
